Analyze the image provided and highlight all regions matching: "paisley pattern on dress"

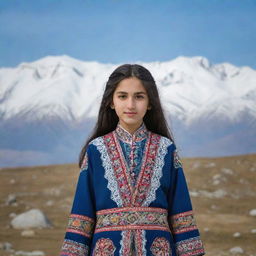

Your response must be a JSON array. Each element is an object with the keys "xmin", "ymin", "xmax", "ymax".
[
  {"xmin": 93, "ymin": 238, "xmax": 116, "ymax": 256},
  {"xmin": 150, "ymin": 237, "xmax": 171, "ymax": 256}
]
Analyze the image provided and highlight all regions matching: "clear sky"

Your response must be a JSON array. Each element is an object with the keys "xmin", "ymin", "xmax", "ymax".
[{"xmin": 0, "ymin": 0, "xmax": 256, "ymax": 68}]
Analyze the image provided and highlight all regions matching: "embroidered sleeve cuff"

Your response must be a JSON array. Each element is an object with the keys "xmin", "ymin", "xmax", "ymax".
[
  {"xmin": 169, "ymin": 210, "xmax": 198, "ymax": 234},
  {"xmin": 60, "ymin": 239, "xmax": 89, "ymax": 256},
  {"xmin": 66, "ymin": 214, "xmax": 95, "ymax": 238},
  {"xmin": 175, "ymin": 236, "xmax": 205, "ymax": 256},
  {"xmin": 168, "ymin": 211, "xmax": 205, "ymax": 256}
]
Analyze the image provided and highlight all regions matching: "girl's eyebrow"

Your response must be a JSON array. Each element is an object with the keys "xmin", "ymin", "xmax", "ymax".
[{"xmin": 116, "ymin": 91, "xmax": 147, "ymax": 94}]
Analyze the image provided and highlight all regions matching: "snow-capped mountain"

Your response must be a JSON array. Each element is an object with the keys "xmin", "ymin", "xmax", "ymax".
[{"xmin": 0, "ymin": 55, "xmax": 255, "ymax": 167}]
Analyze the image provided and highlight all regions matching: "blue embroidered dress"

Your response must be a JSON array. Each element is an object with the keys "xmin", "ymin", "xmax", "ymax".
[{"xmin": 60, "ymin": 122, "xmax": 205, "ymax": 256}]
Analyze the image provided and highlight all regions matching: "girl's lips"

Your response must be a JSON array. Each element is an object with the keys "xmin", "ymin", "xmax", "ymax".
[{"xmin": 125, "ymin": 112, "xmax": 137, "ymax": 116}]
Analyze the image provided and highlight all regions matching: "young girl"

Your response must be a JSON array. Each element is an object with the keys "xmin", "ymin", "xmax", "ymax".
[{"xmin": 60, "ymin": 64, "xmax": 205, "ymax": 256}]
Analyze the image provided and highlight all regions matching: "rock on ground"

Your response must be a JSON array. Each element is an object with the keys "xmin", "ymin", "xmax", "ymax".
[
  {"xmin": 21, "ymin": 229, "xmax": 35, "ymax": 237},
  {"xmin": 10, "ymin": 209, "xmax": 52, "ymax": 229},
  {"xmin": 229, "ymin": 246, "xmax": 244, "ymax": 254},
  {"xmin": 233, "ymin": 232, "xmax": 241, "ymax": 238},
  {"xmin": 6, "ymin": 194, "xmax": 17, "ymax": 205},
  {"xmin": 0, "ymin": 242, "xmax": 13, "ymax": 251},
  {"xmin": 14, "ymin": 250, "xmax": 45, "ymax": 256},
  {"xmin": 249, "ymin": 209, "xmax": 256, "ymax": 216}
]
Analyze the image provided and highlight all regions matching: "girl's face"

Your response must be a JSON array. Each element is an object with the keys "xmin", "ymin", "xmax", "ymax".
[{"xmin": 111, "ymin": 77, "xmax": 150, "ymax": 133}]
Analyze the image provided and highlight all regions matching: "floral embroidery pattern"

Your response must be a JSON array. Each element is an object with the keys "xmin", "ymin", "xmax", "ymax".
[
  {"xmin": 173, "ymin": 149, "xmax": 182, "ymax": 169},
  {"xmin": 150, "ymin": 237, "xmax": 171, "ymax": 256},
  {"xmin": 115, "ymin": 122, "xmax": 148, "ymax": 144},
  {"xmin": 66, "ymin": 214, "xmax": 95, "ymax": 238},
  {"xmin": 93, "ymin": 238, "xmax": 116, "ymax": 256},
  {"xmin": 132, "ymin": 133, "xmax": 161, "ymax": 206},
  {"xmin": 104, "ymin": 132, "xmax": 134, "ymax": 206},
  {"xmin": 142, "ymin": 136, "xmax": 172, "ymax": 207},
  {"xmin": 175, "ymin": 236, "xmax": 204, "ymax": 256},
  {"xmin": 80, "ymin": 151, "xmax": 89, "ymax": 171},
  {"xmin": 95, "ymin": 206, "xmax": 169, "ymax": 233},
  {"xmin": 60, "ymin": 239, "xmax": 89, "ymax": 256},
  {"xmin": 169, "ymin": 210, "xmax": 197, "ymax": 234}
]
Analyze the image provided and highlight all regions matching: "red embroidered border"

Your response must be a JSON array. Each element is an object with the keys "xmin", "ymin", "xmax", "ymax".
[
  {"xmin": 66, "ymin": 214, "xmax": 95, "ymax": 238},
  {"xmin": 95, "ymin": 207, "xmax": 169, "ymax": 234},
  {"xmin": 135, "ymin": 230, "xmax": 145, "ymax": 255},
  {"xmin": 121, "ymin": 230, "xmax": 132, "ymax": 255},
  {"xmin": 169, "ymin": 210, "xmax": 197, "ymax": 234},
  {"xmin": 176, "ymin": 236, "xmax": 205, "ymax": 256},
  {"xmin": 60, "ymin": 239, "xmax": 89, "ymax": 256},
  {"xmin": 103, "ymin": 132, "xmax": 133, "ymax": 206},
  {"xmin": 95, "ymin": 225, "xmax": 170, "ymax": 233},
  {"xmin": 132, "ymin": 133, "xmax": 160, "ymax": 206},
  {"xmin": 96, "ymin": 206, "xmax": 168, "ymax": 215}
]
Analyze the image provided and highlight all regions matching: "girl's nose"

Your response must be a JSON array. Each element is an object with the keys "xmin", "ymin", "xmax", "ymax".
[{"xmin": 127, "ymin": 97, "xmax": 135, "ymax": 108}]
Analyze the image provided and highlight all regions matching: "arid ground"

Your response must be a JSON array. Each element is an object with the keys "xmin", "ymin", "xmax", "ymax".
[{"xmin": 0, "ymin": 154, "xmax": 256, "ymax": 256}]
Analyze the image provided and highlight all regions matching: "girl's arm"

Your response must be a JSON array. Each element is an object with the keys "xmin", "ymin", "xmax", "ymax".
[
  {"xmin": 168, "ymin": 144, "xmax": 205, "ymax": 256},
  {"xmin": 60, "ymin": 146, "xmax": 96, "ymax": 256}
]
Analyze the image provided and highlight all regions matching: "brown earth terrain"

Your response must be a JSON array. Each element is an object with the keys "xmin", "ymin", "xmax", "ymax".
[{"xmin": 0, "ymin": 154, "xmax": 256, "ymax": 256}]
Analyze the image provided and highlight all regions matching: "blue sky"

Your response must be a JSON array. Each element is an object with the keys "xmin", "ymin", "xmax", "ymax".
[{"xmin": 0, "ymin": 0, "xmax": 256, "ymax": 68}]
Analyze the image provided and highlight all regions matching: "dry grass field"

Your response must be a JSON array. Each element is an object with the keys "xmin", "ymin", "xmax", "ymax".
[{"xmin": 0, "ymin": 154, "xmax": 256, "ymax": 256}]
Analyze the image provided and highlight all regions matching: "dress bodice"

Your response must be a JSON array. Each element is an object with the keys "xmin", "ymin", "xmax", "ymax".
[{"xmin": 114, "ymin": 122, "xmax": 149, "ymax": 187}]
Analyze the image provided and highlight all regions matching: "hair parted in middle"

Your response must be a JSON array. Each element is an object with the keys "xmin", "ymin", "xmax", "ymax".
[{"xmin": 78, "ymin": 63, "xmax": 175, "ymax": 168}]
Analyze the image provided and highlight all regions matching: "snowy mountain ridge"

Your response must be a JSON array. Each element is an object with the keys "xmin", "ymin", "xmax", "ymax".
[
  {"xmin": 0, "ymin": 55, "xmax": 255, "ymax": 124},
  {"xmin": 0, "ymin": 55, "xmax": 255, "ymax": 167}
]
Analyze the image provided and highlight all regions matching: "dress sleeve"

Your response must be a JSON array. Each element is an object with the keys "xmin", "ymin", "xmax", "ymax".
[
  {"xmin": 168, "ymin": 143, "xmax": 205, "ymax": 256},
  {"xmin": 60, "ymin": 145, "xmax": 96, "ymax": 256}
]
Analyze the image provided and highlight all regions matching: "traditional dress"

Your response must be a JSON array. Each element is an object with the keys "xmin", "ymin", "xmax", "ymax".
[{"xmin": 60, "ymin": 122, "xmax": 205, "ymax": 256}]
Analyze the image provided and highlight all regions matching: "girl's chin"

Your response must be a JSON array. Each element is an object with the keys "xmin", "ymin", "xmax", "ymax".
[{"xmin": 120, "ymin": 119, "xmax": 143, "ymax": 126}]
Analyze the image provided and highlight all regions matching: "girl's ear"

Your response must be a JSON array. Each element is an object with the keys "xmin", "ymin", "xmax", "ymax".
[
  {"xmin": 147, "ymin": 105, "xmax": 152, "ymax": 110},
  {"xmin": 110, "ymin": 103, "xmax": 115, "ymax": 109}
]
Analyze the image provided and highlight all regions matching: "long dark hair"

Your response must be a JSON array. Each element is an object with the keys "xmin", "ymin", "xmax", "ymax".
[{"xmin": 78, "ymin": 64, "xmax": 175, "ymax": 168}]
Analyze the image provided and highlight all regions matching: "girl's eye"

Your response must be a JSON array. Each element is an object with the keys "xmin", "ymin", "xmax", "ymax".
[{"xmin": 117, "ymin": 95, "xmax": 144, "ymax": 99}]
